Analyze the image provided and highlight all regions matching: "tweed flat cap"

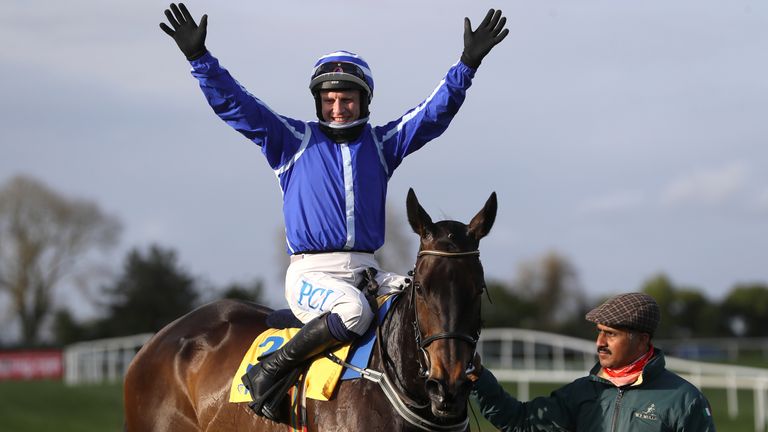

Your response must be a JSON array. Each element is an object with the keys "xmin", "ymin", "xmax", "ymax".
[{"xmin": 585, "ymin": 292, "xmax": 660, "ymax": 335}]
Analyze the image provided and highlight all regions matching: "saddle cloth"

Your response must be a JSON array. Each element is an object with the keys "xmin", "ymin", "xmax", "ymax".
[{"xmin": 228, "ymin": 294, "xmax": 397, "ymax": 403}]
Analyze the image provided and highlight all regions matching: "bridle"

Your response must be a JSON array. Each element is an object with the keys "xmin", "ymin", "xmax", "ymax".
[
  {"xmin": 328, "ymin": 247, "xmax": 483, "ymax": 432},
  {"xmin": 412, "ymin": 249, "xmax": 481, "ymax": 378}
]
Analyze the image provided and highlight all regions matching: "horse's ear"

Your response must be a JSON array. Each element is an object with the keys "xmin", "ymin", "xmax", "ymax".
[
  {"xmin": 468, "ymin": 192, "xmax": 497, "ymax": 241},
  {"xmin": 406, "ymin": 188, "xmax": 435, "ymax": 237}
]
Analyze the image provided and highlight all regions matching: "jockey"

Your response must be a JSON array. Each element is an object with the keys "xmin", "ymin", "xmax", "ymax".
[{"xmin": 160, "ymin": 3, "xmax": 508, "ymax": 421}]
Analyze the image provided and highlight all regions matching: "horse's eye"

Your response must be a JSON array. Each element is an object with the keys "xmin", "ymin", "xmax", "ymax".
[{"xmin": 414, "ymin": 281, "xmax": 423, "ymax": 294}]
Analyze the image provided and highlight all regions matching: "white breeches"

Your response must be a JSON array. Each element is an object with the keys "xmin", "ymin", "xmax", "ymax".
[{"xmin": 285, "ymin": 252, "xmax": 407, "ymax": 335}]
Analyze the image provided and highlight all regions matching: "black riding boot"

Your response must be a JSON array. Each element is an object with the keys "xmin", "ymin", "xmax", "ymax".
[{"xmin": 241, "ymin": 314, "xmax": 341, "ymax": 420}]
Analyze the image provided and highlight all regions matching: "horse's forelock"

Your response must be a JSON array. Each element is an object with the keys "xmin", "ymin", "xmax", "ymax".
[{"xmin": 421, "ymin": 220, "xmax": 479, "ymax": 251}]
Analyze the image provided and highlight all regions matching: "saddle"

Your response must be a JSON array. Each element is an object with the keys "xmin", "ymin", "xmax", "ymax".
[{"xmin": 230, "ymin": 269, "xmax": 390, "ymax": 424}]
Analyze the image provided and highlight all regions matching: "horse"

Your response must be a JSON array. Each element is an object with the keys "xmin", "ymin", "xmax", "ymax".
[{"xmin": 124, "ymin": 188, "xmax": 497, "ymax": 431}]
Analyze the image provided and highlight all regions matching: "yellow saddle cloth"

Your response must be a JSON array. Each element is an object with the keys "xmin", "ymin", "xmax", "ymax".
[{"xmin": 229, "ymin": 328, "xmax": 352, "ymax": 403}]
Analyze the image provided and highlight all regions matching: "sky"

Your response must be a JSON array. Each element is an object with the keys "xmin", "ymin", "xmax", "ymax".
[{"xmin": 1, "ymin": 0, "xmax": 767, "ymax": 326}]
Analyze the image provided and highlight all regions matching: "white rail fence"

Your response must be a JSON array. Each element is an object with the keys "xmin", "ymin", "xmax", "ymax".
[
  {"xmin": 63, "ymin": 333, "xmax": 153, "ymax": 385},
  {"xmin": 64, "ymin": 329, "xmax": 768, "ymax": 431},
  {"xmin": 478, "ymin": 328, "xmax": 768, "ymax": 432}
]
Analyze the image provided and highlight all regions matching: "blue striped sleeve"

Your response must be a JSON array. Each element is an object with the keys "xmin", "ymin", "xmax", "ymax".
[
  {"xmin": 374, "ymin": 60, "xmax": 475, "ymax": 172},
  {"xmin": 189, "ymin": 52, "xmax": 307, "ymax": 170}
]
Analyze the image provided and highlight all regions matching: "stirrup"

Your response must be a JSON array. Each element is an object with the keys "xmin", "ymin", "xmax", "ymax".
[
  {"xmin": 245, "ymin": 368, "xmax": 301, "ymax": 422},
  {"xmin": 262, "ymin": 368, "xmax": 302, "ymax": 422}
]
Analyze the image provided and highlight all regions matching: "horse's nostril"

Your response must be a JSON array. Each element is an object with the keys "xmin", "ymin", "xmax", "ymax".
[{"xmin": 425, "ymin": 378, "xmax": 445, "ymax": 401}]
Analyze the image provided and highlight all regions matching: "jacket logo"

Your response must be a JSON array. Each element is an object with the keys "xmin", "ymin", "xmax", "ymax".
[{"xmin": 634, "ymin": 403, "xmax": 658, "ymax": 421}]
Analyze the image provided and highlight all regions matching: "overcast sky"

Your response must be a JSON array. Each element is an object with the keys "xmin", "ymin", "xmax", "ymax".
[{"xmin": 2, "ymin": 0, "xmax": 767, "ymax": 323}]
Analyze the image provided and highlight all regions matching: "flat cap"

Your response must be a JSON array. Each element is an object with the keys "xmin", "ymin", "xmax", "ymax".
[{"xmin": 585, "ymin": 292, "xmax": 660, "ymax": 335}]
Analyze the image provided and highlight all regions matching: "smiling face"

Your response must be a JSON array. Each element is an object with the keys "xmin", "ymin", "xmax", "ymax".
[
  {"xmin": 320, "ymin": 89, "xmax": 361, "ymax": 123},
  {"xmin": 595, "ymin": 323, "xmax": 650, "ymax": 369}
]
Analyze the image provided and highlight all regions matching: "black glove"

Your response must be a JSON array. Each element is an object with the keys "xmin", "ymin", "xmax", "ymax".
[
  {"xmin": 159, "ymin": 3, "xmax": 208, "ymax": 61},
  {"xmin": 461, "ymin": 9, "xmax": 509, "ymax": 69}
]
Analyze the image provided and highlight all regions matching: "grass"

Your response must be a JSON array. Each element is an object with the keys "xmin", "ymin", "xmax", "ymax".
[
  {"xmin": 0, "ymin": 378, "xmax": 758, "ymax": 431},
  {"xmin": 0, "ymin": 380, "xmax": 123, "ymax": 432}
]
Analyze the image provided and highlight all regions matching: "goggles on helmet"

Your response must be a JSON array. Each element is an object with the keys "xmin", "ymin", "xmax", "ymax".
[{"xmin": 310, "ymin": 61, "xmax": 372, "ymax": 101}]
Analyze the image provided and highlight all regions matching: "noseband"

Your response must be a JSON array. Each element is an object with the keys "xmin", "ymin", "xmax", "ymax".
[{"xmin": 412, "ymin": 249, "xmax": 481, "ymax": 378}]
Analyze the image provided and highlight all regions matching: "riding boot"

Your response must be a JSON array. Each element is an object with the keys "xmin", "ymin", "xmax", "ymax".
[{"xmin": 241, "ymin": 314, "xmax": 342, "ymax": 420}]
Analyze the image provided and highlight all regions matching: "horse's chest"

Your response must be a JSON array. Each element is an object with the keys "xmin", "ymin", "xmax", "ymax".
[{"xmin": 305, "ymin": 380, "xmax": 408, "ymax": 431}]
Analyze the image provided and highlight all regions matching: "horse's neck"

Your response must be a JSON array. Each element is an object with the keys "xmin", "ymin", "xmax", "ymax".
[{"xmin": 376, "ymin": 290, "xmax": 426, "ymax": 398}]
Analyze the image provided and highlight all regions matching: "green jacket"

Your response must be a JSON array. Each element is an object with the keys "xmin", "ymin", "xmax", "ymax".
[{"xmin": 471, "ymin": 350, "xmax": 715, "ymax": 431}]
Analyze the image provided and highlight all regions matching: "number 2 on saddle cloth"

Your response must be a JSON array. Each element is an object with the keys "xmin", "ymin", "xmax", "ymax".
[{"xmin": 228, "ymin": 269, "xmax": 395, "ymax": 404}]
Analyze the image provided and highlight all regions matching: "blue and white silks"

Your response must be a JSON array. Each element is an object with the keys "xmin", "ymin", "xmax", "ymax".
[{"xmin": 189, "ymin": 52, "xmax": 476, "ymax": 255}]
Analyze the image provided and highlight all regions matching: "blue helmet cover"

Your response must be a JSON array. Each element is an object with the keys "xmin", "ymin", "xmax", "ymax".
[{"xmin": 310, "ymin": 50, "xmax": 374, "ymax": 101}]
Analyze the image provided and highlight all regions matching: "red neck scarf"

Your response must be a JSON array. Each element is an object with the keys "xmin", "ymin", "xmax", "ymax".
[{"xmin": 602, "ymin": 345, "xmax": 655, "ymax": 387}]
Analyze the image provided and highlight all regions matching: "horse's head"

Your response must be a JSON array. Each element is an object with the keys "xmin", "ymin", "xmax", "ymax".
[{"xmin": 405, "ymin": 188, "xmax": 497, "ymax": 419}]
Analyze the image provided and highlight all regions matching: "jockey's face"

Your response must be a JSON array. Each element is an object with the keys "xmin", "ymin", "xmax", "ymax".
[
  {"xmin": 320, "ymin": 89, "xmax": 361, "ymax": 123},
  {"xmin": 595, "ymin": 324, "xmax": 649, "ymax": 369}
]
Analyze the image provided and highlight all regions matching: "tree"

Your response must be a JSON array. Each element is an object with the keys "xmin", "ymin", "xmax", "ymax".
[
  {"xmin": 721, "ymin": 283, "xmax": 768, "ymax": 337},
  {"xmin": 640, "ymin": 274, "xmax": 677, "ymax": 338},
  {"xmin": 674, "ymin": 288, "xmax": 723, "ymax": 338},
  {"xmin": 220, "ymin": 279, "xmax": 265, "ymax": 302},
  {"xmin": 480, "ymin": 252, "xmax": 590, "ymax": 336},
  {"xmin": 52, "ymin": 251, "xmax": 264, "ymax": 344},
  {"xmin": 99, "ymin": 245, "xmax": 199, "ymax": 336},
  {"xmin": 640, "ymin": 273, "xmax": 724, "ymax": 338},
  {"xmin": 481, "ymin": 280, "xmax": 540, "ymax": 328},
  {"xmin": 513, "ymin": 251, "xmax": 587, "ymax": 333},
  {"xmin": 0, "ymin": 175, "xmax": 120, "ymax": 344},
  {"xmin": 52, "ymin": 308, "xmax": 93, "ymax": 345}
]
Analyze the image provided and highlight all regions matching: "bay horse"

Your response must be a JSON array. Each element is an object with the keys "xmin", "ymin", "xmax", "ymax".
[{"xmin": 124, "ymin": 188, "xmax": 496, "ymax": 431}]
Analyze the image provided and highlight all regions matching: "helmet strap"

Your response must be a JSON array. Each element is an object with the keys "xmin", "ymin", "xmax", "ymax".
[
  {"xmin": 318, "ymin": 122, "xmax": 367, "ymax": 143},
  {"xmin": 317, "ymin": 116, "xmax": 368, "ymax": 143}
]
